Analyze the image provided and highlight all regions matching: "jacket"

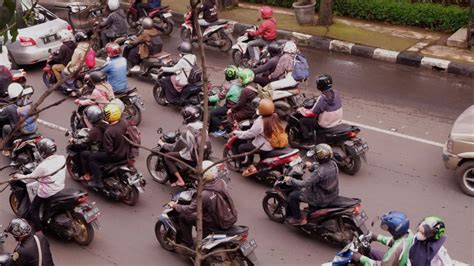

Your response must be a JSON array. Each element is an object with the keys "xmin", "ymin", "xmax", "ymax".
[
  {"xmin": 100, "ymin": 57, "xmax": 128, "ymax": 93},
  {"xmin": 76, "ymin": 82, "xmax": 114, "ymax": 108},
  {"xmin": 199, "ymin": 2, "xmax": 218, "ymax": 23},
  {"xmin": 51, "ymin": 41, "xmax": 76, "ymax": 66},
  {"xmin": 162, "ymin": 54, "xmax": 197, "ymax": 87},
  {"xmin": 253, "ymin": 55, "xmax": 280, "ymax": 76},
  {"xmin": 360, "ymin": 232, "xmax": 415, "ymax": 266},
  {"xmin": 24, "ymin": 155, "xmax": 66, "ymax": 198},
  {"xmin": 288, "ymin": 160, "xmax": 339, "ymax": 207},
  {"xmin": 103, "ymin": 118, "xmax": 129, "ymax": 160},
  {"xmin": 269, "ymin": 53, "xmax": 294, "ymax": 80},
  {"xmin": 130, "ymin": 28, "xmax": 161, "ymax": 59},
  {"xmin": 311, "ymin": 90, "xmax": 343, "ymax": 128},
  {"xmin": 234, "ymin": 116, "xmax": 272, "ymax": 151},
  {"xmin": 6, "ymin": 234, "xmax": 54, "ymax": 266},
  {"xmin": 101, "ymin": 9, "xmax": 128, "ymax": 37},
  {"xmin": 66, "ymin": 42, "xmax": 89, "ymax": 74},
  {"xmin": 230, "ymin": 86, "xmax": 257, "ymax": 122},
  {"xmin": 409, "ymin": 237, "xmax": 452, "ymax": 266},
  {"xmin": 209, "ymin": 81, "xmax": 241, "ymax": 108},
  {"xmin": 249, "ymin": 18, "xmax": 277, "ymax": 41},
  {"xmin": 162, "ymin": 121, "xmax": 204, "ymax": 161}
]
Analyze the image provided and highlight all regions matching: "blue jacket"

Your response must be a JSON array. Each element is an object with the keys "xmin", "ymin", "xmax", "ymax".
[{"xmin": 101, "ymin": 57, "xmax": 128, "ymax": 93}]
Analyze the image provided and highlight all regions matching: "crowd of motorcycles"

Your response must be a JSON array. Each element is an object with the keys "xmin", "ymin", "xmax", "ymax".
[{"xmin": 0, "ymin": 2, "xmax": 375, "ymax": 265}]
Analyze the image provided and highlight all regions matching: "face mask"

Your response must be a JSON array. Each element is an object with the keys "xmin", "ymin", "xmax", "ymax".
[{"xmin": 415, "ymin": 232, "xmax": 427, "ymax": 241}]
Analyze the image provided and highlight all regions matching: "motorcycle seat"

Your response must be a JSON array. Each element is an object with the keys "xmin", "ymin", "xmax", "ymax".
[
  {"xmin": 15, "ymin": 133, "xmax": 41, "ymax": 141},
  {"xmin": 309, "ymin": 196, "xmax": 360, "ymax": 211},
  {"xmin": 116, "ymin": 87, "xmax": 137, "ymax": 96},
  {"xmin": 212, "ymin": 20, "xmax": 228, "ymax": 26},
  {"xmin": 101, "ymin": 160, "xmax": 128, "ymax": 171},
  {"xmin": 210, "ymin": 225, "xmax": 248, "ymax": 236},
  {"xmin": 264, "ymin": 148, "xmax": 299, "ymax": 159},
  {"xmin": 317, "ymin": 124, "xmax": 353, "ymax": 135},
  {"xmin": 46, "ymin": 188, "xmax": 86, "ymax": 203}
]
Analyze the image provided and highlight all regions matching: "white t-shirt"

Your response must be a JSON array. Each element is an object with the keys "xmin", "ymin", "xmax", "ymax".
[{"xmin": 26, "ymin": 155, "xmax": 66, "ymax": 198}]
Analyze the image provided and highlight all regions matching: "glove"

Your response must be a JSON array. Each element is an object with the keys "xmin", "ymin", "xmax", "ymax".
[
  {"xmin": 351, "ymin": 251, "xmax": 362, "ymax": 262},
  {"xmin": 283, "ymin": 176, "xmax": 292, "ymax": 183}
]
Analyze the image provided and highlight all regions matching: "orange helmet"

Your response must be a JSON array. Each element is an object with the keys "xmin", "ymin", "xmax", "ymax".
[
  {"xmin": 257, "ymin": 99, "xmax": 275, "ymax": 117},
  {"xmin": 260, "ymin": 6, "xmax": 273, "ymax": 19}
]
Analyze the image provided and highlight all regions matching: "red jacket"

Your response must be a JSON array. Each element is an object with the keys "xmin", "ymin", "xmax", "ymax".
[{"xmin": 249, "ymin": 18, "xmax": 277, "ymax": 41}]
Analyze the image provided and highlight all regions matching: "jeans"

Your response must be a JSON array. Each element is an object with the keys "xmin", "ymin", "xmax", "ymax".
[
  {"xmin": 268, "ymin": 72, "xmax": 297, "ymax": 90},
  {"xmin": 287, "ymin": 190, "xmax": 302, "ymax": 219},
  {"xmin": 29, "ymin": 196, "xmax": 47, "ymax": 231},
  {"xmin": 247, "ymin": 38, "xmax": 270, "ymax": 61},
  {"xmin": 89, "ymin": 152, "xmax": 113, "ymax": 186},
  {"xmin": 178, "ymin": 213, "xmax": 218, "ymax": 248},
  {"xmin": 209, "ymin": 106, "xmax": 228, "ymax": 133}
]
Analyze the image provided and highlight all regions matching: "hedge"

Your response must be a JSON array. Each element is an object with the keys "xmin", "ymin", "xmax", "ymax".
[{"xmin": 244, "ymin": 0, "xmax": 469, "ymax": 32}]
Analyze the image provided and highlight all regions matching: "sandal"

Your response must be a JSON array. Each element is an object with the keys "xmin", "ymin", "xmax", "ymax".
[
  {"xmin": 242, "ymin": 165, "xmax": 257, "ymax": 177},
  {"xmin": 171, "ymin": 181, "xmax": 185, "ymax": 187}
]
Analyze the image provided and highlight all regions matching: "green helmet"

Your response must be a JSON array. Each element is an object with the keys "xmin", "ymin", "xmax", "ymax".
[
  {"xmin": 418, "ymin": 216, "xmax": 446, "ymax": 240},
  {"xmin": 239, "ymin": 68, "xmax": 254, "ymax": 86},
  {"xmin": 224, "ymin": 65, "xmax": 239, "ymax": 81}
]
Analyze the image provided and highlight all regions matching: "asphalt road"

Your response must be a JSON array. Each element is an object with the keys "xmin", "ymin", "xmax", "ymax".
[{"xmin": 0, "ymin": 28, "xmax": 472, "ymax": 265}]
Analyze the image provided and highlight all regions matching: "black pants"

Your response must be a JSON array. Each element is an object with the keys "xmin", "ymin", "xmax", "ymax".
[
  {"xmin": 209, "ymin": 106, "xmax": 228, "ymax": 133},
  {"xmin": 253, "ymin": 76, "xmax": 275, "ymax": 87},
  {"xmin": 124, "ymin": 46, "xmax": 141, "ymax": 65},
  {"xmin": 300, "ymin": 117, "xmax": 317, "ymax": 140},
  {"xmin": 287, "ymin": 190, "xmax": 302, "ymax": 220},
  {"xmin": 164, "ymin": 152, "xmax": 196, "ymax": 182},
  {"xmin": 80, "ymin": 150, "xmax": 94, "ymax": 176},
  {"xmin": 29, "ymin": 196, "xmax": 47, "ymax": 231},
  {"xmin": 89, "ymin": 152, "xmax": 113, "ymax": 186},
  {"xmin": 237, "ymin": 142, "xmax": 272, "ymax": 166},
  {"xmin": 178, "ymin": 214, "xmax": 217, "ymax": 248}
]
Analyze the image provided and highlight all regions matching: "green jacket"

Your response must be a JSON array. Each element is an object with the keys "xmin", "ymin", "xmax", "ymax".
[
  {"xmin": 209, "ymin": 81, "xmax": 241, "ymax": 107},
  {"xmin": 360, "ymin": 231, "xmax": 414, "ymax": 266}
]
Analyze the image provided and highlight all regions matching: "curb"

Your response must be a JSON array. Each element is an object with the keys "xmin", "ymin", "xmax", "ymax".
[{"xmin": 170, "ymin": 11, "xmax": 474, "ymax": 78}]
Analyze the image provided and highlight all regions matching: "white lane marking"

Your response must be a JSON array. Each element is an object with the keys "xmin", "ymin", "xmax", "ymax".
[
  {"xmin": 343, "ymin": 119, "xmax": 445, "ymax": 148},
  {"xmin": 37, "ymin": 119, "xmax": 70, "ymax": 133}
]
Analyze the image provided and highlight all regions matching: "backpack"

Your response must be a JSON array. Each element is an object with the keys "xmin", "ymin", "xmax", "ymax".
[
  {"xmin": 187, "ymin": 125, "xmax": 212, "ymax": 161},
  {"xmin": 182, "ymin": 57, "xmax": 202, "ymax": 84},
  {"xmin": 268, "ymin": 124, "xmax": 288, "ymax": 149},
  {"xmin": 85, "ymin": 49, "xmax": 96, "ymax": 68},
  {"xmin": 124, "ymin": 124, "xmax": 141, "ymax": 158},
  {"xmin": 255, "ymin": 84, "xmax": 273, "ymax": 100},
  {"xmin": 292, "ymin": 53, "xmax": 310, "ymax": 81},
  {"xmin": 208, "ymin": 189, "xmax": 237, "ymax": 229}
]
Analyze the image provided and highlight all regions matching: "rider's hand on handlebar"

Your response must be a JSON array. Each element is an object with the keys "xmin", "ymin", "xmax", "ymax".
[
  {"xmin": 14, "ymin": 173, "xmax": 26, "ymax": 179},
  {"xmin": 168, "ymin": 201, "xmax": 177, "ymax": 209},
  {"xmin": 283, "ymin": 176, "xmax": 292, "ymax": 184},
  {"xmin": 158, "ymin": 139, "xmax": 165, "ymax": 146}
]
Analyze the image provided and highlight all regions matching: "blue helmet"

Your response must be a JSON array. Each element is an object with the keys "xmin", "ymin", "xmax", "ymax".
[{"xmin": 380, "ymin": 211, "xmax": 409, "ymax": 239}]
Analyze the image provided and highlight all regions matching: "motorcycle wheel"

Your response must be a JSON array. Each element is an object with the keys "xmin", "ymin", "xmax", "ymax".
[
  {"xmin": 66, "ymin": 156, "xmax": 81, "ymax": 181},
  {"xmin": 339, "ymin": 218, "xmax": 363, "ymax": 247},
  {"xmin": 262, "ymin": 194, "xmax": 286, "ymax": 223},
  {"xmin": 180, "ymin": 27, "xmax": 192, "ymax": 42},
  {"xmin": 121, "ymin": 186, "xmax": 139, "ymax": 206},
  {"xmin": 9, "ymin": 193, "xmax": 20, "ymax": 216},
  {"xmin": 42, "ymin": 72, "xmax": 55, "ymax": 89},
  {"xmin": 287, "ymin": 127, "xmax": 301, "ymax": 149},
  {"xmin": 232, "ymin": 49, "xmax": 244, "ymax": 66},
  {"xmin": 155, "ymin": 221, "xmax": 176, "ymax": 251},
  {"xmin": 340, "ymin": 155, "xmax": 362, "ymax": 176},
  {"xmin": 153, "ymin": 84, "xmax": 168, "ymax": 106},
  {"xmin": 72, "ymin": 212, "xmax": 94, "ymax": 246},
  {"xmin": 222, "ymin": 147, "xmax": 240, "ymax": 172},
  {"xmin": 124, "ymin": 103, "xmax": 142, "ymax": 126},
  {"xmin": 146, "ymin": 153, "xmax": 169, "ymax": 184},
  {"xmin": 161, "ymin": 20, "xmax": 173, "ymax": 35},
  {"xmin": 218, "ymin": 31, "xmax": 232, "ymax": 52}
]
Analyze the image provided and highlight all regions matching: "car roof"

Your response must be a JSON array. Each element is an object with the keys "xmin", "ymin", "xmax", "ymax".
[{"xmin": 451, "ymin": 105, "xmax": 474, "ymax": 137}]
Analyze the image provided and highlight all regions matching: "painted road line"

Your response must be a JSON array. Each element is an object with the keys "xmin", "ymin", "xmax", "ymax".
[{"xmin": 37, "ymin": 119, "xmax": 70, "ymax": 133}]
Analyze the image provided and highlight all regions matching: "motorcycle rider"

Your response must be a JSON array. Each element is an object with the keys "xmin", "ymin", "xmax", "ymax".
[
  {"xmin": 227, "ymin": 68, "xmax": 258, "ymax": 125},
  {"xmin": 209, "ymin": 65, "xmax": 241, "ymax": 137},
  {"xmin": 50, "ymin": 29, "xmax": 76, "ymax": 83},
  {"xmin": 299, "ymin": 74, "xmax": 343, "ymax": 142},
  {"xmin": 136, "ymin": 0, "xmax": 162, "ymax": 19},
  {"xmin": 99, "ymin": 0, "xmax": 128, "ymax": 48},
  {"xmin": 247, "ymin": 6, "xmax": 277, "ymax": 65},
  {"xmin": 4, "ymin": 218, "xmax": 54, "ymax": 265},
  {"xmin": 14, "ymin": 138, "xmax": 66, "ymax": 232},
  {"xmin": 283, "ymin": 144, "xmax": 339, "ymax": 225},
  {"xmin": 168, "ymin": 160, "xmax": 236, "ymax": 248},
  {"xmin": 64, "ymin": 32, "xmax": 89, "ymax": 76},
  {"xmin": 124, "ymin": 17, "xmax": 162, "ymax": 73},
  {"xmin": 409, "ymin": 216, "xmax": 452, "ymax": 265},
  {"xmin": 266, "ymin": 40, "xmax": 298, "ymax": 90},
  {"xmin": 252, "ymin": 42, "xmax": 283, "ymax": 86},
  {"xmin": 351, "ymin": 211, "xmax": 414, "ymax": 265},
  {"xmin": 197, "ymin": 0, "xmax": 218, "ymax": 26},
  {"xmin": 74, "ymin": 71, "xmax": 114, "ymax": 109},
  {"xmin": 100, "ymin": 42, "xmax": 128, "ymax": 94},
  {"xmin": 89, "ymin": 104, "xmax": 129, "ymax": 188}
]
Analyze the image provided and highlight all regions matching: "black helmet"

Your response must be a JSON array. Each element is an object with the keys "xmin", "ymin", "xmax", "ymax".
[
  {"xmin": 84, "ymin": 105, "xmax": 104, "ymax": 124},
  {"xmin": 6, "ymin": 218, "xmax": 32, "ymax": 239},
  {"xmin": 181, "ymin": 105, "xmax": 200, "ymax": 124},
  {"xmin": 37, "ymin": 138, "xmax": 57, "ymax": 158},
  {"xmin": 314, "ymin": 143, "xmax": 333, "ymax": 163},
  {"xmin": 89, "ymin": 71, "xmax": 107, "ymax": 84},
  {"xmin": 268, "ymin": 42, "xmax": 282, "ymax": 57},
  {"xmin": 75, "ymin": 31, "xmax": 88, "ymax": 42},
  {"xmin": 315, "ymin": 74, "xmax": 333, "ymax": 91},
  {"xmin": 179, "ymin": 41, "xmax": 192, "ymax": 54}
]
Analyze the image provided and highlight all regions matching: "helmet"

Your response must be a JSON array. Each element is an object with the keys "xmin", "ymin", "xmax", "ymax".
[
  {"xmin": 260, "ymin": 6, "xmax": 273, "ymax": 19},
  {"xmin": 141, "ymin": 17, "xmax": 154, "ymax": 29},
  {"xmin": 314, "ymin": 143, "xmax": 333, "ymax": 162},
  {"xmin": 105, "ymin": 42, "xmax": 122, "ymax": 58},
  {"xmin": 283, "ymin": 41, "xmax": 298, "ymax": 54},
  {"xmin": 224, "ymin": 65, "xmax": 239, "ymax": 81},
  {"xmin": 89, "ymin": 71, "xmax": 107, "ymax": 84},
  {"xmin": 257, "ymin": 99, "xmax": 274, "ymax": 117},
  {"xmin": 75, "ymin": 31, "xmax": 88, "ymax": 42},
  {"xmin": 178, "ymin": 41, "xmax": 192, "ymax": 54},
  {"xmin": 181, "ymin": 105, "xmax": 201, "ymax": 124},
  {"xmin": 58, "ymin": 29, "xmax": 74, "ymax": 42},
  {"xmin": 380, "ymin": 211, "xmax": 410, "ymax": 239},
  {"xmin": 84, "ymin": 105, "xmax": 104, "ymax": 124},
  {"xmin": 110, "ymin": 98, "xmax": 125, "ymax": 112},
  {"xmin": 202, "ymin": 160, "xmax": 219, "ymax": 181},
  {"xmin": 238, "ymin": 68, "xmax": 254, "ymax": 86},
  {"xmin": 7, "ymin": 83, "xmax": 23, "ymax": 99},
  {"xmin": 6, "ymin": 218, "xmax": 32, "ymax": 239},
  {"xmin": 268, "ymin": 42, "xmax": 282, "ymax": 57},
  {"xmin": 107, "ymin": 0, "xmax": 120, "ymax": 11},
  {"xmin": 417, "ymin": 216, "xmax": 446, "ymax": 241},
  {"xmin": 316, "ymin": 74, "xmax": 333, "ymax": 91},
  {"xmin": 104, "ymin": 103, "xmax": 122, "ymax": 123},
  {"xmin": 37, "ymin": 138, "xmax": 57, "ymax": 158}
]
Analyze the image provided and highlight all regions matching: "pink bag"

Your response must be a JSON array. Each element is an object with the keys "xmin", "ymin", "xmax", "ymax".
[{"xmin": 85, "ymin": 49, "xmax": 96, "ymax": 68}]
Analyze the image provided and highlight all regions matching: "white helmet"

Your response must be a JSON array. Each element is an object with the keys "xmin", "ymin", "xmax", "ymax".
[
  {"xmin": 202, "ymin": 160, "xmax": 220, "ymax": 181},
  {"xmin": 58, "ymin": 29, "xmax": 74, "ymax": 42},
  {"xmin": 107, "ymin": 0, "xmax": 120, "ymax": 11},
  {"xmin": 110, "ymin": 98, "xmax": 125, "ymax": 112},
  {"xmin": 283, "ymin": 41, "xmax": 298, "ymax": 54},
  {"xmin": 8, "ymin": 83, "xmax": 24, "ymax": 99}
]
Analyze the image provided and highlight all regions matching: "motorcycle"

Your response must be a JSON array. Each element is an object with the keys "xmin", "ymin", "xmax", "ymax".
[
  {"xmin": 286, "ymin": 107, "xmax": 369, "ymax": 175},
  {"xmin": 65, "ymin": 129, "xmax": 146, "ymax": 206},
  {"xmin": 267, "ymin": 85, "xmax": 305, "ymax": 120},
  {"xmin": 114, "ymin": 88, "xmax": 145, "ymax": 126},
  {"xmin": 180, "ymin": 9, "xmax": 233, "ymax": 52},
  {"xmin": 326, "ymin": 233, "xmax": 372, "ymax": 265},
  {"xmin": 153, "ymin": 72, "xmax": 204, "ymax": 107},
  {"xmin": 155, "ymin": 189, "xmax": 259, "ymax": 265},
  {"xmin": 10, "ymin": 69, "xmax": 26, "ymax": 86},
  {"xmin": 0, "ymin": 230, "xmax": 9, "ymax": 264},
  {"xmin": 4, "ymin": 168, "xmax": 99, "ymax": 246},
  {"xmin": 127, "ymin": 2, "xmax": 174, "ymax": 35},
  {"xmin": 8, "ymin": 134, "xmax": 44, "ymax": 174}
]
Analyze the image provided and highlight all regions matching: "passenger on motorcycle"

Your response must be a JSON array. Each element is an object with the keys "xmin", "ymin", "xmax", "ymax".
[
  {"xmin": 89, "ymin": 104, "xmax": 129, "ymax": 188},
  {"xmin": 50, "ymin": 29, "xmax": 76, "ymax": 83},
  {"xmin": 99, "ymin": 0, "xmax": 128, "ymax": 48},
  {"xmin": 14, "ymin": 138, "xmax": 66, "ymax": 232},
  {"xmin": 351, "ymin": 211, "xmax": 414, "ymax": 265},
  {"xmin": 124, "ymin": 17, "xmax": 162, "ymax": 73},
  {"xmin": 168, "ymin": 160, "xmax": 236, "ymax": 248},
  {"xmin": 161, "ymin": 42, "xmax": 197, "ymax": 104},
  {"xmin": 64, "ymin": 32, "xmax": 89, "ymax": 76},
  {"xmin": 136, "ymin": 0, "xmax": 162, "ymax": 18},
  {"xmin": 409, "ymin": 216, "xmax": 452, "ymax": 265},
  {"xmin": 74, "ymin": 71, "xmax": 114, "ymax": 109},
  {"xmin": 209, "ymin": 65, "xmax": 241, "ymax": 137},
  {"xmin": 227, "ymin": 68, "xmax": 258, "ymax": 126},
  {"xmin": 99, "ymin": 43, "xmax": 128, "ymax": 94},
  {"xmin": 233, "ymin": 99, "xmax": 284, "ymax": 176},
  {"xmin": 4, "ymin": 218, "xmax": 54, "ymax": 265},
  {"xmin": 252, "ymin": 42, "xmax": 283, "ymax": 87},
  {"xmin": 159, "ymin": 106, "xmax": 204, "ymax": 187},
  {"xmin": 247, "ymin": 6, "xmax": 277, "ymax": 65},
  {"xmin": 283, "ymin": 144, "xmax": 339, "ymax": 225},
  {"xmin": 197, "ymin": 0, "xmax": 218, "ymax": 26},
  {"xmin": 299, "ymin": 74, "xmax": 343, "ymax": 141},
  {"xmin": 266, "ymin": 40, "xmax": 298, "ymax": 90}
]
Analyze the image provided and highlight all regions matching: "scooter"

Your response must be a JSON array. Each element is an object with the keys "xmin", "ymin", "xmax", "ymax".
[
  {"xmin": 114, "ymin": 88, "xmax": 145, "ymax": 126},
  {"xmin": 325, "ymin": 233, "xmax": 372, "ymax": 265},
  {"xmin": 153, "ymin": 72, "xmax": 204, "ymax": 107},
  {"xmin": 155, "ymin": 189, "xmax": 259, "ymax": 265},
  {"xmin": 127, "ymin": 2, "xmax": 174, "ymax": 35}
]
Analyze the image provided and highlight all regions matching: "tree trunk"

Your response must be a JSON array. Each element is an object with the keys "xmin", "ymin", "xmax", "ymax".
[
  {"xmin": 318, "ymin": 0, "xmax": 333, "ymax": 26},
  {"xmin": 217, "ymin": 0, "xmax": 238, "ymax": 11}
]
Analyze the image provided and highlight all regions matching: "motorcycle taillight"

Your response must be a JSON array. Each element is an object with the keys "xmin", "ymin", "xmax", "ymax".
[
  {"xmin": 347, "ymin": 131, "xmax": 359, "ymax": 138},
  {"xmin": 239, "ymin": 232, "xmax": 248, "ymax": 242},
  {"xmin": 77, "ymin": 195, "xmax": 88, "ymax": 204},
  {"xmin": 128, "ymin": 159, "xmax": 136, "ymax": 166},
  {"xmin": 352, "ymin": 204, "xmax": 361, "ymax": 215}
]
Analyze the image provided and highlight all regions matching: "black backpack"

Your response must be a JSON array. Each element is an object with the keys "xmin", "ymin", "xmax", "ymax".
[{"xmin": 182, "ymin": 57, "xmax": 202, "ymax": 84}]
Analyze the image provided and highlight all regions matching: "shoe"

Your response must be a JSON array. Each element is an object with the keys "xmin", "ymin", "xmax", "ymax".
[
  {"xmin": 242, "ymin": 165, "xmax": 257, "ymax": 177},
  {"xmin": 2, "ymin": 150, "xmax": 11, "ymax": 157},
  {"xmin": 286, "ymin": 217, "xmax": 307, "ymax": 226},
  {"xmin": 130, "ymin": 65, "xmax": 141, "ymax": 72},
  {"xmin": 210, "ymin": 130, "xmax": 227, "ymax": 138}
]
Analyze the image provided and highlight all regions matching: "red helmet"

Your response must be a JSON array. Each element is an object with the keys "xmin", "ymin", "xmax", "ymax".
[
  {"xmin": 260, "ymin": 6, "xmax": 273, "ymax": 19},
  {"xmin": 105, "ymin": 42, "xmax": 122, "ymax": 58}
]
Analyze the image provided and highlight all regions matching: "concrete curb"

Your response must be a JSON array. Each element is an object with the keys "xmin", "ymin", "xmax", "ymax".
[{"xmin": 170, "ymin": 11, "xmax": 474, "ymax": 78}]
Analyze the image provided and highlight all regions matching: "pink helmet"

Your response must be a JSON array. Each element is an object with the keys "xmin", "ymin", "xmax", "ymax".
[
  {"xmin": 260, "ymin": 6, "xmax": 273, "ymax": 19},
  {"xmin": 105, "ymin": 42, "xmax": 122, "ymax": 58}
]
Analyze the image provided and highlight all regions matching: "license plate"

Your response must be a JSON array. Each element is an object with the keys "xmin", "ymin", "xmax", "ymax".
[
  {"xmin": 353, "ymin": 142, "xmax": 369, "ymax": 155},
  {"xmin": 353, "ymin": 211, "xmax": 368, "ymax": 227},
  {"xmin": 163, "ymin": 12, "xmax": 172, "ymax": 18},
  {"xmin": 42, "ymin": 34, "xmax": 58, "ymax": 44},
  {"xmin": 240, "ymin": 239, "xmax": 257, "ymax": 257},
  {"xmin": 289, "ymin": 157, "xmax": 302, "ymax": 167},
  {"xmin": 84, "ymin": 207, "xmax": 100, "ymax": 223}
]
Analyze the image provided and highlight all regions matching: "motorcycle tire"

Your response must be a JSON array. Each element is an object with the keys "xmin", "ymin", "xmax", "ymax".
[
  {"xmin": 146, "ymin": 153, "xmax": 169, "ymax": 184},
  {"xmin": 222, "ymin": 147, "xmax": 240, "ymax": 172},
  {"xmin": 180, "ymin": 27, "xmax": 192, "ymax": 42},
  {"xmin": 218, "ymin": 30, "xmax": 232, "ymax": 52},
  {"xmin": 121, "ymin": 186, "xmax": 139, "ymax": 206},
  {"xmin": 42, "ymin": 72, "xmax": 55, "ymax": 89},
  {"xmin": 161, "ymin": 20, "xmax": 173, "ymax": 35},
  {"xmin": 66, "ymin": 156, "xmax": 81, "ymax": 181},
  {"xmin": 339, "ymin": 218, "xmax": 364, "ymax": 247},
  {"xmin": 124, "ymin": 103, "xmax": 142, "ymax": 126},
  {"xmin": 153, "ymin": 84, "xmax": 168, "ymax": 106},
  {"xmin": 9, "ymin": 192, "xmax": 20, "ymax": 216},
  {"xmin": 155, "ymin": 221, "xmax": 176, "ymax": 251},
  {"xmin": 262, "ymin": 194, "xmax": 286, "ymax": 223},
  {"xmin": 455, "ymin": 161, "xmax": 474, "ymax": 197},
  {"xmin": 231, "ymin": 49, "xmax": 245, "ymax": 67},
  {"xmin": 340, "ymin": 155, "xmax": 362, "ymax": 176},
  {"xmin": 72, "ymin": 212, "xmax": 94, "ymax": 246}
]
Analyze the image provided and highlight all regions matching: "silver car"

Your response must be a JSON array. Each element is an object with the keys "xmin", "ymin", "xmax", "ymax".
[{"xmin": 6, "ymin": 0, "xmax": 70, "ymax": 67}]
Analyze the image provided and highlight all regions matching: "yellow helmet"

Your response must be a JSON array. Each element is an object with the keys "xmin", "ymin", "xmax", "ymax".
[{"xmin": 104, "ymin": 104, "xmax": 122, "ymax": 123}]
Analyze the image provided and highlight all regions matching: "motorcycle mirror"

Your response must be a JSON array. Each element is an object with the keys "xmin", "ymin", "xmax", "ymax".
[
  {"xmin": 65, "ymin": 130, "xmax": 71, "ymax": 137},
  {"xmin": 306, "ymin": 150, "xmax": 315, "ymax": 158},
  {"xmin": 157, "ymin": 128, "xmax": 163, "ymax": 134}
]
